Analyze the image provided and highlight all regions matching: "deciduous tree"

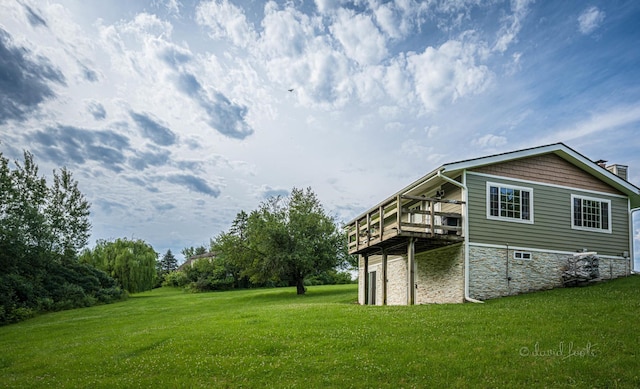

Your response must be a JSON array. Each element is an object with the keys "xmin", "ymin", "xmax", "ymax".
[
  {"xmin": 0, "ymin": 150, "xmax": 121, "ymax": 324},
  {"xmin": 81, "ymin": 238, "xmax": 158, "ymax": 293},
  {"xmin": 242, "ymin": 187, "xmax": 347, "ymax": 295}
]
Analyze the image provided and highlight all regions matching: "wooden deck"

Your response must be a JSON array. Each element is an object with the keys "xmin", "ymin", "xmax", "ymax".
[{"xmin": 347, "ymin": 195, "xmax": 464, "ymax": 256}]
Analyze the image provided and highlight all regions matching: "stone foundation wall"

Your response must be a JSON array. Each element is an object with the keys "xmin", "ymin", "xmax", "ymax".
[
  {"xmin": 358, "ymin": 245, "xmax": 463, "ymax": 305},
  {"xmin": 468, "ymin": 245, "xmax": 632, "ymax": 300},
  {"xmin": 415, "ymin": 244, "xmax": 464, "ymax": 304},
  {"xmin": 357, "ymin": 255, "xmax": 405, "ymax": 305},
  {"xmin": 386, "ymin": 256, "xmax": 407, "ymax": 305},
  {"xmin": 359, "ymin": 243, "xmax": 631, "ymax": 304}
]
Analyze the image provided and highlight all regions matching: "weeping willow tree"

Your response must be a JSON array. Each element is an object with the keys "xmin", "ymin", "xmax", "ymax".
[{"xmin": 80, "ymin": 238, "xmax": 157, "ymax": 293}]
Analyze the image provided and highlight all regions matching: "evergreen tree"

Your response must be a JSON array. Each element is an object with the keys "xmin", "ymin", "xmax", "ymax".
[{"xmin": 159, "ymin": 249, "xmax": 178, "ymax": 274}]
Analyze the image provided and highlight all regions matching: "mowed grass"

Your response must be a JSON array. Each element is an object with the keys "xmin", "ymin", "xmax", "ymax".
[{"xmin": 1, "ymin": 276, "xmax": 639, "ymax": 388}]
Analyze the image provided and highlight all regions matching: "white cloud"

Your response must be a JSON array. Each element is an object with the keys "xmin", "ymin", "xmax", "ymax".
[
  {"xmin": 473, "ymin": 134, "xmax": 508, "ymax": 148},
  {"xmin": 400, "ymin": 140, "xmax": 433, "ymax": 158},
  {"xmin": 408, "ymin": 39, "xmax": 492, "ymax": 112},
  {"xmin": 196, "ymin": 0, "xmax": 256, "ymax": 48},
  {"xmin": 258, "ymin": 2, "xmax": 317, "ymax": 59},
  {"xmin": 258, "ymin": 2, "xmax": 352, "ymax": 108},
  {"xmin": 372, "ymin": 1, "xmax": 424, "ymax": 40},
  {"xmin": 578, "ymin": 6, "xmax": 605, "ymax": 35},
  {"xmin": 382, "ymin": 55, "xmax": 414, "ymax": 106},
  {"xmin": 314, "ymin": 0, "xmax": 344, "ymax": 14},
  {"xmin": 372, "ymin": 2, "xmax": 402, "ymax": 39},
  {"xmin": 493, "ymin": 0, "xmax": 534, "ymax": 53},
  {"xmin": 162, "ymin": 0, "xmax": 182, "ymax": 16},
  {"xmin": 538, "ymin": 104, "xmax": 640, "ymax": 145},
  {"xmin": 330, "ymin": 9, "xmax": 388, "ymax": 66}
]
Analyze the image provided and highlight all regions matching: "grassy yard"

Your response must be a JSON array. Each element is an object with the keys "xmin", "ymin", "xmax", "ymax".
[{"xmin": 1, "ymin": 276, "xmax": 639, "ymax": 388}]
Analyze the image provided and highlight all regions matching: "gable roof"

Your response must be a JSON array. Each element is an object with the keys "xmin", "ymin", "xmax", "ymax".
[{"xmin": 348, "ymin": 143, "xmax": 640, "ymax": 224}]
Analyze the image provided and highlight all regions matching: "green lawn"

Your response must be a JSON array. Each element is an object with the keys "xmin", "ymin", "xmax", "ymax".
[{"xmin": 1, "ymin": 276, "xmax": 639, "ymax": 388}]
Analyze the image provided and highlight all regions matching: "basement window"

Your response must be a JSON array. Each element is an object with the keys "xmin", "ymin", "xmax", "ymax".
[{"xmin": 513, "ymin": 251, "xmax": 532, "ymax": 260}]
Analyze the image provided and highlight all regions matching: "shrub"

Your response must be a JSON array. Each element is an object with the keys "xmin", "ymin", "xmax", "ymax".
[
  {"xmin": 182, "ymin": 258, "xmax": 235, "ymax": 292},
  {"xmin": 162, "ymin": 271, "xmax": 189, "ymax": 287}
]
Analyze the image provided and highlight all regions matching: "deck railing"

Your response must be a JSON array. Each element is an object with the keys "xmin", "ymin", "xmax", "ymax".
[{"xmin": 347, "ymin": 195, "xmax": 464, "ymax": 254}]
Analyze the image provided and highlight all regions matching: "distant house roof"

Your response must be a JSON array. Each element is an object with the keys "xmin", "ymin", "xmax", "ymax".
[
  {"xmin": 177, "ymin": 251, "xmax": 217, "ymax": 271},
  {"xmin": 348, "ymin": 143, "xmax": 640, "ymax": 225}
]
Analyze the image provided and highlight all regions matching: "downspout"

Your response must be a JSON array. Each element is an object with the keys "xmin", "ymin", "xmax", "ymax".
[
  {"xmin": 437, "ymin": 170, "xmax": 483, "ymax": 303},
  {"xmin": 631, "ymin": 207, "xmax": 640, "ymax": 274}
]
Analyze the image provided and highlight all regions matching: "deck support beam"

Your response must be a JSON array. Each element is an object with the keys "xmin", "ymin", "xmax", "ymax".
[
  {"xmin": 382, "ymin": 250, "xmax": 388, "ymax": 305},
  {"xmin": 363, "ymin": 254, "xmax": 369, "ymax": 305},
  {"xmin": 407, "ymin": 238, "xmax": 415, "ymax": 305}
]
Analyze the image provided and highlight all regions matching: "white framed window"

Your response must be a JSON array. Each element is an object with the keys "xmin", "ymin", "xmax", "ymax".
[
  {"xmin": 486, "ymin": 182, "xmax": 533, "ymax": 224},
  {"xmin": 514, "ymin": 251, "xmax": 532, "ymax": 260},
  {"xmin": 571, "ymin": 195, "xmax": 611, "ymax": 233}
]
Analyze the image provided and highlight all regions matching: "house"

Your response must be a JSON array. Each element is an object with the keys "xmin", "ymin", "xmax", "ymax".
[
  {"xmin": 177, "ymin": 251, "xmax": 217, "ymax": 271},
  {"xmin": 346, "ymin": 143, "xmax": 640, "ymax": 305}
]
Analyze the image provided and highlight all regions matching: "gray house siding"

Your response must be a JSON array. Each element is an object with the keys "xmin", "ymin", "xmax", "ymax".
[{"xmin": 466, "ymin": 172, "xmax": 630, "ymax": 257}]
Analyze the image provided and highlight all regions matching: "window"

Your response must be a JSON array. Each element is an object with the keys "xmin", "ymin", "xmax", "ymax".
[
  {"xmin": 487, "ymin": 182, "xmax": 533, "ymax": 223},
  {"xmin": 514, "ymin": 251, "xmax": 532, "ymax": 260},
  {"xmin": 571, "ymin": 195, "xmax": 611, "ymax": 233}
]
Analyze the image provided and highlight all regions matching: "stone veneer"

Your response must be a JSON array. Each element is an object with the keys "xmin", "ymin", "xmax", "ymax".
[
  {"xmin": 360, "ymin": 243, "xmax": 632, "ymax": 304},
  {"xmin": 415, "ymin": 244, "xmax": 464, "ymax": 304},
  {"xmin": 468, "ymin": 245, "xmax": 632, "ymax": 300},
  {"xmin": 358, "ymin": 243, "xmax": 464, "ymax": 305},
  {"xmin": 358, "ymin": 255, "xmax": 406, "ymax": 305}
]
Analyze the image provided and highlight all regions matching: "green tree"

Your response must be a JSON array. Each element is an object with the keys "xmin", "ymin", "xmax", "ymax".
[
  {"xmin": 46, "ymin": 168, "xmax": 91, "ymax": 262},
  {"xmin": 181, "ymin": 245, "xmax": 207, "ymax": 262},
  {"xmin": 211, "ymin": 211, "xmax": 253, "ymax": 288},
  {"xmin": 0, "ymin": 150, "xmax": 122, "ymax": 324},
  {"xmin": 242, "ymin": 187, "xmax": 347, "ymax": 295},
  {"xmin": 183, "ymin": 256, "xmax": 234, "ymax": 292},
  {"xmin": 81, "ymin": 238, "xmax": 158, "ymax": 293},
  {"xmin": 158, "ymin": 249, "xmax": 178, "ymax": 278}
]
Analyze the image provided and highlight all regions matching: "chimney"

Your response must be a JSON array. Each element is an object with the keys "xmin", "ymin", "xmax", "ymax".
[
  {"xmin": 595, "ymin": 159, "xmax": 607, "ymax": 168},
  {"xmin": 606, "ymin": 164, "xmax": 628, "ymax": 181}
]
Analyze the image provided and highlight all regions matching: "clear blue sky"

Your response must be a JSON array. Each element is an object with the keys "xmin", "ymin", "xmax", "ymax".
[{"xmin": 1, "ymin": 0, "xmax": 639, "ymax": 266}]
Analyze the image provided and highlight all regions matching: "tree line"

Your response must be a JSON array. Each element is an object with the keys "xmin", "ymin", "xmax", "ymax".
[
  {"xmin": 0, "ymin": 151, "xmax": 125, "ymax": 324},
  {"xmin": 164, "ymin": 187, "xmax": 356, "ymax": 294},
  {"xmin": 1, "ymin": 150, "xmax": 354, "ymax": 324}
]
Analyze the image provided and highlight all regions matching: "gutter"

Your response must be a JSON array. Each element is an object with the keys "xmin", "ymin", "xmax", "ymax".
[{"xmin": 437, "ymin": 170, "xmax": 483, "ymax": 303}]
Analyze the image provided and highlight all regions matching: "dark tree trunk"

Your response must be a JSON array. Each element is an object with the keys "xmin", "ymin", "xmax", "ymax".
[{"xmin": 296, "ymin": 277, "xmax": 306, "ymax": 295}]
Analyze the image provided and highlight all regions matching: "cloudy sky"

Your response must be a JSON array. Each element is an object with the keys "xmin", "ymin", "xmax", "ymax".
[{"xmin": 1, "ymin": 0, "xmax": 639, "ymax": 265}]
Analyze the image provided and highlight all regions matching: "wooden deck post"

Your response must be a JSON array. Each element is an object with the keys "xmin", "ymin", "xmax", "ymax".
[
  {"xmin": 355, "ymin": 219, "xmax": 360, "ymax": 252},
  {"xmin": 407, "ymin": 238, "xmax": 415, "ymax": 305},
  {"xmin": 382, "ymin": 250, "xmax": 388, "ymax": 305},
  {"xmin": 366, "ymin": 213, "xmax": 371, "ymax": 246},
  {"xmin": 363, "ymin": 254, "xmax": 369, "ymax": 305},
  {"xmin": 430, "ymin": 200, "xmax": 435, "ymax": 237},
  {"xmin": 396, "ymin": 195, "xmax": 402, "ymax": 233},
  {"xmin": 379, "ymin": 205, "xmax": 384, "ymax": 239}
]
